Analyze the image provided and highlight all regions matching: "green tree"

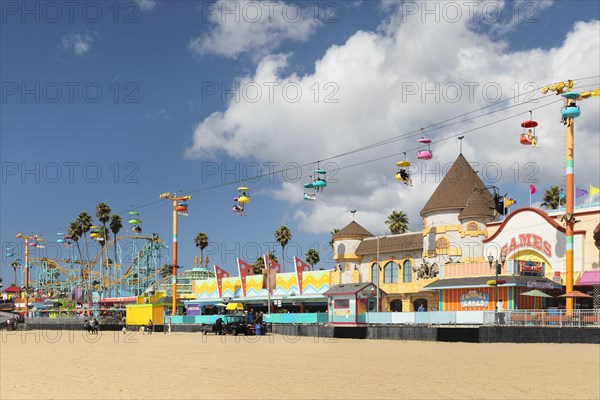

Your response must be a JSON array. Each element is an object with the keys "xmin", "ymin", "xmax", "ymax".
[
  {"xmin": 385, "ymin": 210, "xmax": 409, "ymax": 234},
  {"xmin": 541, "ymin": 186, "xmax": 566, "ymax": 210},
  {"xmin": 274, "ymin": 226, "xmax": 292, "ymax": 273},
  {"xmin": 329, "ymin": 228, "xmax": 340, "ymax": 248},
  {"xmin": 95, "ymin": 203, "xmax": 111, "ymax": 294},
  {"xmin": 194, "ymin": 232, "xmax": 209, "ymax": 268},
  {"xmin": 76, "ymin": 212, "xmax": 93, "ymax": 302},
  {"xmin": 68, "ymin": 221, "xmax": 85, "ymax": 284},
  {"xmin": 109, "ymin": 214, "xmax": 123, "ymax": 297},
  {"xmin": 159, "ymin": 264, "xmax": 174, "ymax": 279},
  {"xmin": 253, "ymin": 252, "xmax": 277, "ymax": 274},
  {"xmin": 305, "ymin": 248, "xmax": 320, "ymax": 269}
]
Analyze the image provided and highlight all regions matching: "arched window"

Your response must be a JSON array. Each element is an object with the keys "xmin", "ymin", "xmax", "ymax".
[
  {"xmin": 371, "ymin": 262, "xmax": 379, "ymax": 284},
  {"xmin": 390, "ymin": 299, "xmax": 403, "ymax": 312},
  {"xmin": 403, "ymin": 259, "xmax": 413, "ymax": 283},
  {"xmin": 383, "ymin": 261, "xmax": 399, "ymax": 283}
]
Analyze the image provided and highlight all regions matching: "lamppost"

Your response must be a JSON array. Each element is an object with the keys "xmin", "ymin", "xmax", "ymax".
[
  {"xmin": 376, "ymin": 235, "xmax": 380, "ymax": 312},
  {"xmin": 487, "ymin": 254, "xmax": 507, "ymax": 308},
  {"xmin": 159, "ymin": 192, "xmax": 191, "ymax": 315}
]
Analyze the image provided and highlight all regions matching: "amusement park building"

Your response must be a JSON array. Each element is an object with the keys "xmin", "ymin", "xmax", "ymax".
[
  {"xmin": 181, "ymin": 154, "xmax": 599, "ymax": 313},
  {"xmin": 330, "ymin": 154, "xmax": 600, "ymax": 312}
]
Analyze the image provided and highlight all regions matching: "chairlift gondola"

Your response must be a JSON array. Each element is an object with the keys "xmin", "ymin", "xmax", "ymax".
[{"xmin": 416, "ymin": 130, "xmax": 433, "ymax": 160}]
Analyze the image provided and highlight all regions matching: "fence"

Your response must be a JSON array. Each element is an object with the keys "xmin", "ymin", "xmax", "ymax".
[{"xmin": 482, "ymin": 309, "xmax": 600, "ymax": 328}]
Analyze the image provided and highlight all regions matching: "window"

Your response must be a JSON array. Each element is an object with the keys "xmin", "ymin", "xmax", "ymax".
[
  {"xmin": 383, "ymin": 261, "xmax": 399, "ymax": 283},
  {"xmin": 390, "ymin": 299, "xmax": 403, "ymax": 312},
  {"xmin": 334, "ymin": 299, "xmax": 349, "ymax": 309},
  {"xmin": 371, "ymin": 262, "xmax": 379, "ymax": 284},
  {"xmin": 403, "ymin": 259, "xmax": 413, "ymax": 283}
]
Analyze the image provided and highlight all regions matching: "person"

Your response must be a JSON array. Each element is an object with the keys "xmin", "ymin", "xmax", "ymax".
[
  {"xmin": 526, "ymin": 129, "xmax": 538, "ymax": 147},
  {"xmin": 247, "ymin": 310, "xmax": 254, "ymax": 324},
  {"xmin": 146, "ymin": 319, "xmax": 153, "ymax": 334},
  {"xmin": 417, "ymin": 304, "xmax": 425, "ymax": 312},
  {"xmin": 495, "ymin": 299, "xmax": 505, "ymax": 325},
  {"xmin": 399, "ymin": 169, "xmax": 413, "ymax": 186}
]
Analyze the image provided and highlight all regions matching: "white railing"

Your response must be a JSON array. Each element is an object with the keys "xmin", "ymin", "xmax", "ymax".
[{"xmin": 482, "ymin": 309, "xmax": 600, "ymax": 328}]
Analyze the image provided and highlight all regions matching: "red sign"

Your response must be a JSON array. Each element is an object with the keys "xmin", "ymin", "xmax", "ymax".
[
  {"xmin": 213, "ymin": 265, "xmax": 230, "ymax": 297},
  {"xmin": 517, "ymin": 260, "xmax": 543, "ymax": 276},
  {"xmin": 501, "ymin": 233, "xmax": 552, "ymax": 258},
  {"xmin": 293, "ymin": 256, "xmax": 311, "ymax": 294},
  {"xmin": 237, "ymin": 258, "xmax": 255, "ymax": 296}
]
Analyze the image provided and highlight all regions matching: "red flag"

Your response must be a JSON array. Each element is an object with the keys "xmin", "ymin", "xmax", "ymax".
[
  {"xmin": 293, "ymin": 257, "xmax": 311, "ymax": 294},
  {"xmin": 237, "ymin": 258, "xmax": 255, "ymax": 296},
  {"xmin": 213, "ymin": 265, "xmax": 230, "ymax": 297},
  {"xmin": 529, "ymin": 184, "xmax": 537, "ymax": 195}
]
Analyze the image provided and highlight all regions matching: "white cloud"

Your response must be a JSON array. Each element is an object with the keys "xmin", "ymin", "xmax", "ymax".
[
  {"xmin": 189, "ymin": 0, "xmax": 320, "ymax": 59},
  {"xmin": 185, "ymin": 2, "xmax": 599, "ymax": 235},
  {"xmin": 61, "ymin": 32, "xmax": 95, "ymax": 56},
  {"xmin": 135, "ymin": 0, "xmax": 158, "ymax": 12}
]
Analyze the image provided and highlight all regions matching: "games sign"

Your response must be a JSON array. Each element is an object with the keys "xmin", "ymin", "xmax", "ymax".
[{"xmin": 460, "ymin": 290, "xmax": 490, "ymax": 308}]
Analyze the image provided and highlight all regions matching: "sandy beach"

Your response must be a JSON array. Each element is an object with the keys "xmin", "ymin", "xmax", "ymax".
[{"xmin": 1, "ymin": 330, "xmax": 598, "ymax": 400}]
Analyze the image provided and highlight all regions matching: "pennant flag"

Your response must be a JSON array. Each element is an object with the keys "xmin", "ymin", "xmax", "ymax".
[
  {"xmin": 559, "ymin": 189, "xmax": 566, "ymax": 200},
  {"xmin": 529, "ymin": 184, "xmax": 537, "ymax": 195},
  {"xmin": 503, "ymin": 197, "xmax": 516, "ymax": 209},
  {"xmin": 576, "ymin": 187, "xmax": 588, "ymax": 198},
  {"xmin": 293, "ymin": 257, "xmax": 312, "ymax": 294},
  {"xmin": 213, "ymin": 265, "xmax": 230, "ymax": 297},
  {"xmin": 237, "ymin": 258, "xmax": 255, "ymax": 296},
  {"xmin": 591, "ymin": 185, "xmax": 600, "ymax": 196}
]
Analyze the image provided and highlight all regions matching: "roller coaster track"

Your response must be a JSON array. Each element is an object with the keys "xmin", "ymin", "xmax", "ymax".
[{"xmin": 85, "ymin": 235, "xmax": 164, "ymax": 273}]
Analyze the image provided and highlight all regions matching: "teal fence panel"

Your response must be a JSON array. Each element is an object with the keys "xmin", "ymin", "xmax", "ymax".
[{"xmin": 264, "ymin": 313, "xmax": 327, "ymax": 324}]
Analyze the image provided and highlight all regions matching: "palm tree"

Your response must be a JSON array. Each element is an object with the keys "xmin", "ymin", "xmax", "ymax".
[
  {"xmin": 68, "ymin": 221, "xmax": 85, "ymax": 284},
  {"xmin": 76, "ymin": 212, "xmax": 93, "ymax": 302},
  {"xmin": 194, "ymin": 232, "xmax": 209, "ymax": 268},
  {"xmin": 541, "ymin": 186, "xmax": 566, "ymax": 210},
  {"xmin": 386, "ymin": 210, "xmax": 409, "ymax": 234},
  {"xmin": 305, "ymin": 248, "xmax": 320, "ymax": 269},
  {"xmin": 96, "ymin": 203, "xmax": 111, "ymax": 296},
  {"xmin": 274, "ymin": 226, "xmax": 292, "ymax": 273},
  {"xmin": 159, "ymin": 264, "xmax": 174, "ymax": 279},
  {"xmin": 253, "ymin": 252, "xmax": 277, "ymax": 274},
  {"xmin": 329, "ymin": 228, "xmax": 340, "ymax": 248},
  {"xmin": 109, "ymin": 214, "xmax": 123, "ymax": 296}
]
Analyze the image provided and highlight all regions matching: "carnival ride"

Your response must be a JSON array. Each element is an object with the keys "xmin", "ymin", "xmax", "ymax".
[
  {"xmin": 520, "ymin": 111, "xmax": 539, "ymax": 147},
  {"xmin": 416, "ymin": 130, "xmax": 433, "ymax": 160},
  {"xmin": 304, "ymin": 166, "xmax": 327, "ymax": 200},
  {"xmin": 395, "ymin": 153, "xmax": 412, "ymax": 186},
  {"xmin": 233, "ymin": 187, "xmax": 250, "ymax": 216}
]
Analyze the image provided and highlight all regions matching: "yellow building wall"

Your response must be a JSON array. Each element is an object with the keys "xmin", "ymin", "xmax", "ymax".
[{"xmin": 126, "ymin": 304, "xmax": 165, "ymax": 325}]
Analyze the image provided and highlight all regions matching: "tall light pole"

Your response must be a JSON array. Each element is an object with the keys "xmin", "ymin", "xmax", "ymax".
[
  {"xmin": 15, "ymin": 233, "xmax": 31, "ymax": 290},
  {"xmin": 541, "ymin": 81, "xmax": 598, "ymax": 310},
  {"xmin": 376, "ymin": 235, "xmax": 380, "ymax": 312},
  {"xmin": 487, "ymin": 254, "xmax": 506, "ymax": 309},
  {"xmin": 160, "ymin": 192, "xmax": 191, "ymax": 315}
]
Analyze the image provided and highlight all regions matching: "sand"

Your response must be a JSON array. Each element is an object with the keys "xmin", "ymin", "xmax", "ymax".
[{"xmin": 1, "ymin": 330, "xmax": 599, "ymax": 400}]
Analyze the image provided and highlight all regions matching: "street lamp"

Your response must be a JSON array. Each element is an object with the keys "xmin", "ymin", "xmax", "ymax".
[{"xmin": 487, "ymin": 254, "xmax": 507, "ymax": 308}]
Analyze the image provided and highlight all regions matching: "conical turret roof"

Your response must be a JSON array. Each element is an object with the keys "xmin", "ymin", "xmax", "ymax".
[{"xmin": 420, "ymin": 154, "xmax": 494, "ymax": 219}]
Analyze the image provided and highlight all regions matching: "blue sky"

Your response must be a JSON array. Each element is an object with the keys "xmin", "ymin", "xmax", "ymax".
[{"xmin": 1, "ymin": 0, "xmax": 599, "ymax": 285}]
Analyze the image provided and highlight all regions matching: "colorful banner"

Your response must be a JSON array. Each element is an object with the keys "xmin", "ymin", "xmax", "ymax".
[
  {"xmin": 237, "ymin": 258, "xmax": 255, "ymax": 296},
  {"xmin": 590, "ymin": 184, "xmax": 600, "ymax": 196},
  {"xmin": 213, "ymin": 265, "xmax": 230, "ymax": 297},
  {"xmin": 529, "ymin": 184, "xmax": 537, "ymax": 195},
  {"xmin": 459, "ymin": 290, "xmax": 490, "ymax": 308},
  {"xmin": 503, "ymin": 197, "xmax": 516, "ymax": 209},
  {"xmin": 576, "ymin": 187, "xmax": 588, "ymax": 198},
  {"xmin": 293, "ymin": 256, "xmax": 311, "ymax": 294},
  {"xmin": 264, "ymin": 255, "xmax": 281, "ymax": 273}
]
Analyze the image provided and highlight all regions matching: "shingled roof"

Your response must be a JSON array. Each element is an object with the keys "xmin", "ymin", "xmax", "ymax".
[
  {"xmin": 420, "ymin": 154, "xmax": 493, "ymax": 218},
  {"xmin": 458, "ymin": 188, "xmax": 496, "ymax": 220},
  {"xmin": 333, "ymin": 221, "xmax": 373, "ymax": 239},
  {"xmin": 355, "ymin": 233, "xmax": 422, "ymax": 255}
]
